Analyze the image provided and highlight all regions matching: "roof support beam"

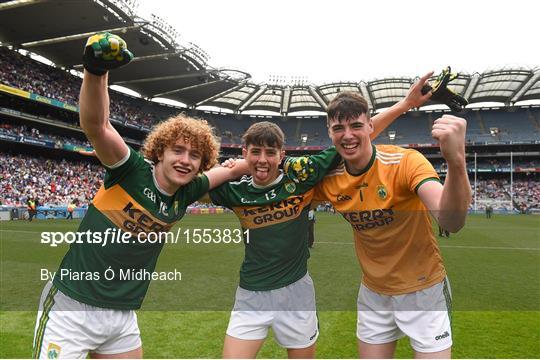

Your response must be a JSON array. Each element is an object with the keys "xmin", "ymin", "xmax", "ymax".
[
  {"xmin": 0, "ymin": 0, "xmax": 43, "ymax": 11},
  {"xmin": 463, "ymin": 74, "xmax": 480, "ymax": 102},
  {"xmin": 72, "ymin": 51, "xmax": 182, "ymax": 71},
  {"xmin": 281, "ymin": 87, "xmax": 291, "ymax": 115},
  {"xmin": 112, "ymin": 71, "xmax": 208, "ymax": 85},
  {"xmin": 308, "ymin": 86, "xmax": 327, "ymax": 112},
  {"xmin": 511, "ymin": 72, "xmax": 540, "ymax": 103},
  {"xmin": 129, "ymin": 51, "xmax": 186, "ymax": 63},
  {"xmin": 20, "ymin": 25, "xmax": 144, "ymax": 48},
  {"xmin": 315, "ymin": 87, "xmax": 330, "ymax": 104},
  {"xmin": 153, "ymin": 79, "xmax": 224, "ymax": 98},
  {"xmin": 196, "ymin": 81, "xmax": 248, "ymax": 107},
  {"xmin": 359, "ymin": 82, "xmax": 375, "ymax": 110},
  {"xmin": 238, "ymin": 85, "xmax": 266, "ymax": 112}
]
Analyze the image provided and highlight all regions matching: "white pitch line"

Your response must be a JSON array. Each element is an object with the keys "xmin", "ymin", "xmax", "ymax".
[
  {"xmin": 442, "ymin": 245, "xmax": 540, "ymax": 251},
  {"xmin": 315, "ymin": 241, "xmax": 540, "ymax": 251},
  {"xmin": 0, "ymin": 230, "xmax": 40, "ymax": 234}
]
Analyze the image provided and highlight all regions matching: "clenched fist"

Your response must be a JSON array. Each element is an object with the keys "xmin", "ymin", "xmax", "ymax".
[
  {"xmin": 83, "ymin": 32, "xmax": 133, "ymax": 76},
  {"xmin": 432, "ymin": 115, "xmax": 467, "ymax": 165}
]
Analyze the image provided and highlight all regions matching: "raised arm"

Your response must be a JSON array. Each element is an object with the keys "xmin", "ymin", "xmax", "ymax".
[
  {"xmin": 417, "ymin": 115, "xmax": 472, "ymax": 232},
  {"xmin": 370, "ymin": 71, "xmax": 433, "ymax": 139},
  {"xmin": 79, "ymin": 71, "xmax": 128, "ymax": 166},
  {"xmin": 79, "ymin": 33, "xmax": 133, "ymax": 166}
]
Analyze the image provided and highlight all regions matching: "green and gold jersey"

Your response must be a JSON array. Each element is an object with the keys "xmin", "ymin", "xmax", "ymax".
[
  {"xmin": 53, "ymin": 147, "xmax": 209, "ymax": 309},
  {"xmin": 314, "ymin": 145, "xmax": 444, "ymax": 295},
  {"xmin": 210, "ymin": 147, "xmax": 340, "ymax": 291}
]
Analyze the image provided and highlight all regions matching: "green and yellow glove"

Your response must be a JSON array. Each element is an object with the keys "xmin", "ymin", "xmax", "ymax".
[
  {"xmin": 83, "ymin": 32, "xmax": 133, "ymax": 76},
  {"xmin": 421, "ymin": 66, "xmax": 468, "ymax": 112},
  {"xmin": 284, "ymin": 156, "xmax": 315, "ymax": 183}
]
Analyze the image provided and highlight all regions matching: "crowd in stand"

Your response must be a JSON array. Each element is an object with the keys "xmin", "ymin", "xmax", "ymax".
[
  {"xmin": 2, "ymin": 47, "xmax": 539, "ymax": 148},
  {"xmin": 475, "ymin": 180, "xmax": 510, "ymax": 201},
  {"xmin": 1, "ymin": 150, "xmax": 539, "ymax": 212},
  {"xmin": 1, "ymin": 47, "xmax": 540, "ymax": 212},
  {"xmin": 0, "ymin": 47, "xmax": 397, "ymax": 148},
  {"xmin": 0, "ymin": 153, "xmax": 103, "ymax": 207},
  {"xmin": 431, "ymin": 158, "xmax": 539, "ymax": 173},
  {"xmin": 0, "ymin": 48, "xmax": 81, "ymax": 105},
  {"xmin": 0, "ymin": 47, "xmax": 169, "ymax": 129},
  {"xmin": 0, "ymin": 152, "xmax": 230, "ymax": 210},
  {"xmin": 0, "ymin": 123, "xmax": 92, "ymax": 148},
  {"xmin": 512, "ymin": 180, "xmax": 540, "ymax": 213},
  {"xmin": 471, "ymin": 179, "xmax": 540, "ymax": 212},
  {"xmin": 0, "ymin": 121, "xmax": 142, "ymax": 147}
]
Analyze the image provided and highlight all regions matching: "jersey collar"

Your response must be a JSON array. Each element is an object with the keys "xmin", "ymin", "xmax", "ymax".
[
  {"xmin": 152, "ymin": 167, "xmax": 173, "ymax": 197},
  {"xmin": 251, "ymin": 171, "xmax": 284, "ymax": 189},
  {"xmin": 345, "ymin": 144, "xmax": 376, "ymax": 177}
]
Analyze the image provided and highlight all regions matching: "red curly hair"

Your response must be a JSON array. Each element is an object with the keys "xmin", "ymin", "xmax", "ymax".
[{"xmin": 142, "ymin": 114, "xmax": 220, "ymax": 172}]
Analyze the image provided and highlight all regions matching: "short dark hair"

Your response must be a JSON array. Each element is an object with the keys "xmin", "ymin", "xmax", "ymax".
[
  {"xmin": 242, "ymin": 121, "xmax": 285, "ymax": 149},
  {"xmin": 327, "ymin": 91, "xmax": 370, "ymax": 125}
]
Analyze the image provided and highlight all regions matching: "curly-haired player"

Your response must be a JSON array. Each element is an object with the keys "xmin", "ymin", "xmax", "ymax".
[{"xmin": 32, "ymin": 33, "xmax": 247, "ymax": 359}]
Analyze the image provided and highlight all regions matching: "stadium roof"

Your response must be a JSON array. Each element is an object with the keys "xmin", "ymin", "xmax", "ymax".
[{"xmin": 1, "ymin": 0, "xmax": 539, "ymax": 115}]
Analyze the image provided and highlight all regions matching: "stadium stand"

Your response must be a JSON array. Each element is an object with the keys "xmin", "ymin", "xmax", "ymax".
[
  {"xmin": 0, "ymin": 46, "xmax": 539, "ymax": 215},
  {"xmin": 2, "ymin": 46, "xmax": 539, "ymax": 147},
  {"xmin": 0, "ymin": 152, "xmax": 103, "ymax": 207},
  {"xmin": 2, "ymin": 153, "xmax": 537, "ymax": 212},
  {"xmin": 0, "ymin": 123, "xmax": 92, "ymax": 148}
]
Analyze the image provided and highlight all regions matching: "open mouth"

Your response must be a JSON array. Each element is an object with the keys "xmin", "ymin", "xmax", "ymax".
[
  {"xmin": 173, "ymin": 166, "xmax": 191, "ymax": 175},
  {"xmin": 341, "ymin": 143, "xmax": 359, "ymax": 151},
  {"xmin": 254, "ymin": 165, "xmax": 271, "ymax": 179}
]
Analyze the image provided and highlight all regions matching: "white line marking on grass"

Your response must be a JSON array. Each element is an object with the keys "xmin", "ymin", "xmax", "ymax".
[
  {"xmin": 316, "ymin": 241, "xmax": 540, "ymax": 251},
  {"xmin": 466, "ymin": 226, "xmax": 539, "ymax": 231},
  {"xmin": 441, "ymin": 245, "xmax": 540, "ymax": 251}
]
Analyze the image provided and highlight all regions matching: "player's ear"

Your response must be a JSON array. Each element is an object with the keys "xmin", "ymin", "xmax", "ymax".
[
  {"xmin": 326, "ymin": 118, "xmax": 334, "ymax": 137},
  {"xmin": 280, "ymin": 149, "xmax": 285, "ymax": 161},
  {"xmin": 242, "ymin": 147, "xmax": 247, "ymax": 158},
  {"xmin": 367, "ymin": 116, "xmax": 374, "ymax": 134}
]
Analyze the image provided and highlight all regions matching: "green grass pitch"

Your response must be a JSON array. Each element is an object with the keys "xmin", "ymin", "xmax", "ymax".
[{"xmin": 1, "ymin": 213, "xmax": 539, "ymax": 358}]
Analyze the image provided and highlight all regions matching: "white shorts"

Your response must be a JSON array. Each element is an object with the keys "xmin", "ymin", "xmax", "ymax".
[
  {"xmin": 357, "ymin": 278, "xmax": 452, "ymax": 353},
  {"xmin": 33, "ymin": 282, "xmax": 141, "ymax": 359},
  {"xmin": 227, "ymin": 273, "xmax": 319, "ymax": 349}
]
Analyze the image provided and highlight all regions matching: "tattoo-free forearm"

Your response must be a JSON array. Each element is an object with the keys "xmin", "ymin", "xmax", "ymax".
[
  {"xmin": 79, "ymin": 71, "xmax": 110, "ymax": 138},
  {"xmin": 438, "ymin": 160, "xmax": 472, "ymax": 232}
]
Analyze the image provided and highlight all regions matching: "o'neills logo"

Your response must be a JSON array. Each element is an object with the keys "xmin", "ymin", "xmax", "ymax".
[
  {"xmin": 435, "ymin": 331, "xmax": 450, "ymax": 341},
  {"xmin": 235, "ymin": 196, "xmax": 306, "ymax": 228}
]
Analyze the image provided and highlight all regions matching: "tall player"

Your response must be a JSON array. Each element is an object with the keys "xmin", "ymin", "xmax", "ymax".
[
  {"xmin": 33, "ymin": 33, "xmax": 248, "ymax": 359},
  {"xmin": 210, "ymin": 74, "xmax": 433, "ymax": 359},
  {"xmin": 313, "ymin": 92, "xmax": 471, "ymax": 358}
]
